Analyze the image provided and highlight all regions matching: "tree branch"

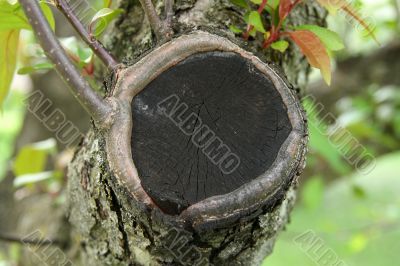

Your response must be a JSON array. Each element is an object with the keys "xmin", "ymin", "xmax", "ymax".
[
  {"xmin": 0, "ymin": 232, "xmax": 59, "ymax": 246},
  {"xmin": 164, "ymin": 0, "xmax": 174, "ymax": 28},
  {"xmin": 19, "ymin": 0, "xmax": 113, "ymax": 124},
  {"xmin": 54, "ymin": 0, "xmax": 119, "ymax": 70},
  {"xmin": 139, "ymin": 0, "xmax": 173, "ymax": 42}
]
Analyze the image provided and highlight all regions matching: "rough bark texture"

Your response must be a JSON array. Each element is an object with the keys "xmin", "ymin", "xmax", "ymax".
[
  {"xmin": 68, "ymin": 131, "xmax": 297, "ymax": 265},
  {"xmin": 67, "ymin": 0, "xmax": 326, "ymax": 265}
]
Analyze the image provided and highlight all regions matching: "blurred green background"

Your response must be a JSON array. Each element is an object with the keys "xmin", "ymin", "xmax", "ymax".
[
  {"xmin": 0, "ymin": 0, "xmax": 399, "ymax": 265},
  {"xmin": 265, "ymin": 0, "xmax": 400, "ymax": 265}
]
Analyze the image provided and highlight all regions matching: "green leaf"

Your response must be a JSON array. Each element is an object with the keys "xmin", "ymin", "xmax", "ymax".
[
  {"xmin": 249, "ymin": 27, "xmax": 257, "ymax": 37},
  {"xmin": 230, "ymin": 0, "xmax": 249, "ymax": 9},
  {"xmin": 61, "ymin": 36, "xmax": 94, "ymax": 67},
  {"xmin": 103, "ymin": 0, "xmax": 112, "ymax": 8},
  {"xmin": 13, "ymin": 147, "xmax": 47, "ymax": 176},
  {"xmin": 0, "ymin": 0, "xmax": 30, "ymax": 30},
  {"xmin": 248, "ymin": 11, "xmax": 266, "ymax": 33},
  {"xmin": 229, "ymin": 25, "xmax": 243, "ymax": 34},
  {"xmin": 17, "ymin": 62, "xmax": 54, "ymax": 75},
  {"xmin": 243, "ymin": 10, "xmax": 250, "ymax": 24},
  {"xmin": 295, "ymin": 24, "xmax": 345, "ymax": 51},
  {"xmin": 77, "ymin": 46, "xmax": 93, "ymax": 64},
  {"xmin": 0, "ymin": 30, "xmax": 19, "ymax": 108},
  {"xmin": 263, "ymin": 0, "xmax": 280, "ymax": 20},
  {"xmin": 60, "ymin": 36, "xmax": 81, "ymax": 53},
  {"xmin": 0, "ymin": 1, "xmax": 55, "ymax": 31},
  {"xmin": 270, "ymin": 0, "xmax": 280, "ymax": 9},
  {"xmin": 13, "ymin": 139, "xmax": 57, "ymax": 176},
  {"xmin": 271, "ymin": 40, "xmax": 289, "ymax": 53},
  {"xmin": 251, "ymin": 0, "xmax": 279, "ymax": 10},
  {"xmin": 90, "ymin": 8, "xmax": 123, "ymax": 37},
  {"xmin": 352, "ymin": 185, "xmax": 367, "ymax": 199},
  {"xmin": 39, "ymin": 1, "xmax": 56, "ymax": 31},
  {"xmin": 248, "ymin": 2, "xmax": 280, "ymax": 26},
  {"xmin": 302, "ymin": 176, "xmax": 324, "ymax": 210},
  {"xmin": 13, "ymin": 171, "xmax": 55, "ymax": 187}
]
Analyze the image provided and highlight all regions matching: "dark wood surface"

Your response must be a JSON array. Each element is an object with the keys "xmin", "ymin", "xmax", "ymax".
[{"xmin": 131, "ymin": 52, "xmax": 291, "ymax": 214}]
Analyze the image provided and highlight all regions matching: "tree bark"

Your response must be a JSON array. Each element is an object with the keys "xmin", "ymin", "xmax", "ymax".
[{"xmin": 66, "ymin": 0, "xmax": 326, "ymax": 265}]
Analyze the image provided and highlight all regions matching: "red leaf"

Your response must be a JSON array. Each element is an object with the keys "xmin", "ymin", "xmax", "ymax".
[
  {"xmin": 288, "ymin": 30, "xmax": 332, "ymax": 85},
  {"xmin": 279, "ymin": 0, "xmax": 293, "ymax": 20}
]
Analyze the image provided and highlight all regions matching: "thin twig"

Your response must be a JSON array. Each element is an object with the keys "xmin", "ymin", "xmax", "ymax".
[
  {"xmin": 164, "ymin": 0, "xmax": 174, "ymax": 28},
  {"xmin": 54, "ymin": 0, "xmax": 119, "ymax": 70},
  {"xmin": 0, "ymin": 232, "xmax": 59, "ymax": 246},
  {"xmin": 139, "ymin": 0, "xmax": 173, "ymax": 41},
  {"xmin": 19, "ymin": 0, "xmax": 113, "ymax": 124}
]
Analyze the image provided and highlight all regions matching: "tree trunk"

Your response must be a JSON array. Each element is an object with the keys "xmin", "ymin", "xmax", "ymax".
[{"xmin": 67, "ymin": 0, "xmax": 326, "ymax": 265}]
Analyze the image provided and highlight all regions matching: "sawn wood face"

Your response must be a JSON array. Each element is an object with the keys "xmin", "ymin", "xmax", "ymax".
[{"xmin": 131, "ymin": 52, "xmax": 291, "ymax": 214}]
